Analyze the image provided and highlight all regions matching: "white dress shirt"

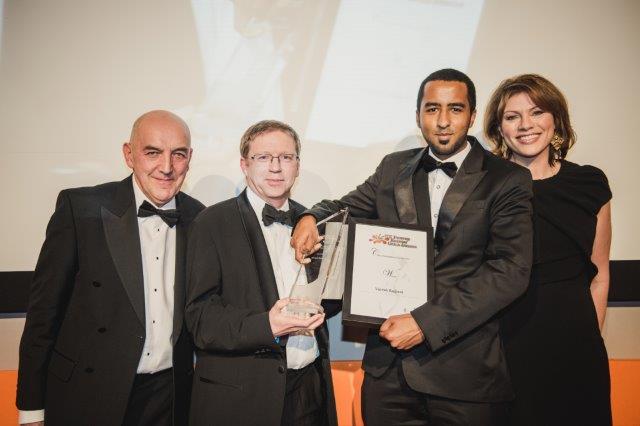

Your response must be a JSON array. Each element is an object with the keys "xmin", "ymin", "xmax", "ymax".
[
  {"xmin": 246, "ymin": 188, "xmax": 319, "ymax": 370},
  {"xmin": 19, "ymin": 178, "xmax": 177, "ymax": 424},
  {"xmin": 133, "ymin": 178, "xmax": 176, "ymax": 374},
  {"xmin": 427, "ymin": 141, "xmax": 471, "ymax": 230}
]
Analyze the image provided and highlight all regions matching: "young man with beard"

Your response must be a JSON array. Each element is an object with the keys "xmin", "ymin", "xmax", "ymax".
[{"xmin": 292, "ymin": 69, "xmax": 533, "ymax": 425}]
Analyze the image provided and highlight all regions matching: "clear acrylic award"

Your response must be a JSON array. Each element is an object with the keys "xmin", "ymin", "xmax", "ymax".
[{"xmin": 283, "ymin": 208, "xmax": 349, "ymax": 318}]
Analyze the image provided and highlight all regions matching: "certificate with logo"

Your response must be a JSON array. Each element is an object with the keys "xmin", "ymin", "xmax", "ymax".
[{"xmin": 342, "ymin": 218, "xmax": 434, "ymax": 327}]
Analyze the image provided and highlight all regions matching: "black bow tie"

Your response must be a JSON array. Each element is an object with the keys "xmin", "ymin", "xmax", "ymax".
[
  {"xmin": 421, "ymin": 154, "xmax": 458, "ymax": 178},
  {"xmin": 262, "ymin": 203, "xmax": 294, "ymax": 227},
  {"xmin": 137, "ymin": 200, "xmax": 180, "ymax": 227}
]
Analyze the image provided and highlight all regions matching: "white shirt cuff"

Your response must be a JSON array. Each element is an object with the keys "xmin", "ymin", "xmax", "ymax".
[{"xmin": 19, "ymin": 409, "xmax": 45, "ymax": 424}]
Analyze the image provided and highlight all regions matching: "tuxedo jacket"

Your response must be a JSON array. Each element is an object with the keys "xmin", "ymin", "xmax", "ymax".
[
  {"xmin": 16, "ymin": 176, "xmax": 204, "ymax": 425},
  {"xmin": 185, "ymin": 191, "xmax": 338, "ymax": 426},
  {"xmin": 307, "ymin": 139, "xmax": 533, "ymax": 402}
]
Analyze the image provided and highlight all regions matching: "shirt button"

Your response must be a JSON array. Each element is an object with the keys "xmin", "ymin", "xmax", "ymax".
[
  {"xmin": 155, "ymin": 256, "xmax": 159, "ymax": 260},
  {"xmin": 434, "ymin": 213, "xmax": 438, "ymax": 218},
  {"xmin": 147, "ymin": 352, "xmax": 151, "ymax": 356},
  {"xmin": 278, "ymin": 366, "xmax": 285, "ymax": 374},
  {"xmin": 436, "ymin": 185, "xmax": 441, "ymax": 189}
]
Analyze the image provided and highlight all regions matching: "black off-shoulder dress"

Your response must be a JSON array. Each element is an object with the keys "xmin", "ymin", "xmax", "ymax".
[{"xmin": 502, "ymin": 160, "xmax": 612, "ymax": 426}]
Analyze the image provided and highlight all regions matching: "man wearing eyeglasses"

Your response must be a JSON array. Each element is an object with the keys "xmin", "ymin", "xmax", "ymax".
[{"xmin": 184, "ymin": 120, "xmax": 338, "ymax": 426}]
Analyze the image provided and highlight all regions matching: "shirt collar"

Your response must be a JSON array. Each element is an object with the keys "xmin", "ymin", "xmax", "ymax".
[
  {"xmin": 246, "ymin": 186, "xmax": 290, "ymax": 224},
  {"xmin": 428, "ymin": 139, "xmax": 471, "ymax": 170},
  {"xmin": 132, "ymin": 176, "xmax": 176, "ymax": 211}
]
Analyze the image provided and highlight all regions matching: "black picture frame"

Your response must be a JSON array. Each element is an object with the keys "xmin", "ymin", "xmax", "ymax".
[{"xmin": 342, "ymin": 218, "xmax": 434, "ymax": 328}]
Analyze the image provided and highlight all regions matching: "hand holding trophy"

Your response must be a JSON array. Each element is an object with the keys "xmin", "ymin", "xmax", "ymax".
[{"xmin": 283, "ymin": 208, "xmax": 349, "ymax": 323}]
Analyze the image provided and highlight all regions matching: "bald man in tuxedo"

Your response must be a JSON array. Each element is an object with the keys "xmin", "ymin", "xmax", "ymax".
[{"xmin": 17, "ymin": 110, "xmax": 204, "ymax": 426}]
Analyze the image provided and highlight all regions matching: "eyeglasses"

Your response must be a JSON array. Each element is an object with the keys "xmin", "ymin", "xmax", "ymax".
[{"xmin": 249, "ymin": 153, "xmax": 299, "ymax": 164}]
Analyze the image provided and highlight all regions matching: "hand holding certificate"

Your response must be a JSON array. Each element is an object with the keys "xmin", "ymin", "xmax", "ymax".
[{"xmin": 379, "ymin": 313, "xmax": 426, "ymax": 350}]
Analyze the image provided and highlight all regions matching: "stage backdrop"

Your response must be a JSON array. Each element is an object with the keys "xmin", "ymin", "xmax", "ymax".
[{"xmin": 1, "ymin": 0, "xmax": 639, "ymax": 367}]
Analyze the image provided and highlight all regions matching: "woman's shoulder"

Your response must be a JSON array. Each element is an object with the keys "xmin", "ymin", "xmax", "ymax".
[
  {"xmin": 561, "ymin": 160, "xmax": 607, "ymax": 182},
  {"xmin": 558, "ymin": 160, "xmax": 612, "ymax": 210}
]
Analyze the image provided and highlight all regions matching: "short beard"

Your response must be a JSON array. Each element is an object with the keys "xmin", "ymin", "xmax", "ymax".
[{"xmin": 426, "ymin": 133, "xmax": 469, "ymax": 160}]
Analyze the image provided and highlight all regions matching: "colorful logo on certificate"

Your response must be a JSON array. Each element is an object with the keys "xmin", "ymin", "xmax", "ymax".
[{"xmin": 369, "ymin": 233, "xmax": 416, "ymax": 248}]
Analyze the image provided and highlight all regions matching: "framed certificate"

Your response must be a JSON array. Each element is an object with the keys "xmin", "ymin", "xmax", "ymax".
[{"xmin": 342, "ymin": 218, "xmax": 434, "ymax": 327}]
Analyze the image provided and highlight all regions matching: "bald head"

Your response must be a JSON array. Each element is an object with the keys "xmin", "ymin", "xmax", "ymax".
[
  {"xmin": 129, "ymin": 110, "xmax": 191, "ymax": 147},
  {"xmin": 123, "ymin": 110, "xmax": 193, "ymax": 206}
]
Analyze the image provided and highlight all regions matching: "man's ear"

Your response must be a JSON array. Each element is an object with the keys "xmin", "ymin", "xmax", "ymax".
[
  {"xmin": 469, "ymin": 110, "xmax": 477, "ymax": 128},
  {"xmin": 240, "ymin": 157, "xmax": 248, "ymax": 175},
  {"xmin": 123, "ymin": 142, "xmax": 134, "ymax": 169},
  {"xmin": 185, "ymin": 147, "xmax": 194, "ymax": 171}
]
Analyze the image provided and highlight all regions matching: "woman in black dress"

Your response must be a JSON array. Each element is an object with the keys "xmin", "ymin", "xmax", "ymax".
[{"xmin": 484, "ymin": 74, "xmax": 612, "ymax": 426}]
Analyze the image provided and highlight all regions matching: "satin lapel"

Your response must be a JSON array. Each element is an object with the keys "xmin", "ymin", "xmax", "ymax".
[
  {"xmin": 435, "ymin": 140, "xmax": 487, "ymax": 246},
  {"xmin": 288, "ymin": 199, "xmax": 307, "ymax": 224},
  {"xmin": 102, "ymin": 177, "xmax": 145, "ymax": 326},
  {"xmin": 412, "ymin": 167, "xmax": 432, "ymax": 229},
  {"xmin": 288, "ymin": 199, "xmax": 313, "ymax": 284},
  {"xmin": 237, "ymin": 190, "xmax": 279, "ymax": 310},
  {"xmin": 171, "ymin": 193, "xmax": 193, "ymax": 345},
  {"xmin": 394, "ymin": 148, "xmax": 426, "ymax": 225}
]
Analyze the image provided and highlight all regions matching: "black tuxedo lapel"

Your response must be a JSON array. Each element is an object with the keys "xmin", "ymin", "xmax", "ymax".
[
  {"xmin": 172, "ymin": 192, "xmax": 199, "ymax": 345},
  {"xmin": 288, "ymin": 199, "xmax": 307, "ymax": 225},
  {"xmin": 173, "ymin": 220, "xmax": 187, "ymax": 345},
  {"xmin": 412, "ymin": 167, "xmax": 432, "ymax": 229},
  {"xmin": 237, "ymin": 190, "xmax": 279, "ymax": 310},
  {"xmin": 435, "ymin": 139, "xmax": 487, "ymax": 247},
  {"xmin": 394, "ymin": 148, "xmax": 429, "ymax": 225},
  {"xmin": 102, "ymin": 176, "xmax": 145, "ymax": 326}
]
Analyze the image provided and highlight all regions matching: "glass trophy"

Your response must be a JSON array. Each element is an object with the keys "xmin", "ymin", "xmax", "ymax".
[{"xmin": 283, "ymin": 208, "xmax": 349, "ymax": 318}]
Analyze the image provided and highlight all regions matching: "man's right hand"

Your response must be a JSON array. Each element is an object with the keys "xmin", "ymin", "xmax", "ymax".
[
  {"xmin": 269, "ymin": 298, "xmax": 325, "ymax": 337},
  {"xmin": 291, "ymin": 215, "xmax": 322, "ymax": 264}
]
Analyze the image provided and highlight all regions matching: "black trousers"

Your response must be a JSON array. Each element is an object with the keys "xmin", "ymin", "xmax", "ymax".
[
  {"xmin": 122, "ymin": 368, "xmax": 173, "ymax": 426},
  {"xmin": 281, "ymin": 359, "xmax": 325, "ymax": 426},
  {"xmin": 362, "ymin": 360, "xmax": 508, "ymax": 426}
]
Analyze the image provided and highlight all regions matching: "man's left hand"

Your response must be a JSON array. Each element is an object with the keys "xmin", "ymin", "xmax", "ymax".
[{"xmin": 379, "ymin": 313, "xmax": 425, "ymax": 350}]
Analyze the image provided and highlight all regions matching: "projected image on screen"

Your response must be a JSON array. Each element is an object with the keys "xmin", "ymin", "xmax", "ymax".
[
  {"xmin": 187, "ymin": 0, "xmax": 340, "ymax": 150},
  {"xmin": 187, "ymin": 0, "xmax": 483, "ymax": 150}
]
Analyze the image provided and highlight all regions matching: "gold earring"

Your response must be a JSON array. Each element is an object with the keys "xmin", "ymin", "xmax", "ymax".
[{"xmin": 551, "ymin": 134, "xmax": 564, "ymax": 151}]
